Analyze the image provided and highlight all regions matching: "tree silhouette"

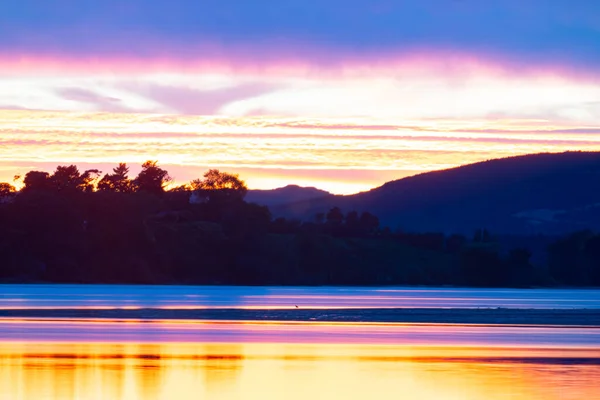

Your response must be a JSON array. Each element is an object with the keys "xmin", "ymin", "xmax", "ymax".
[
  {"xmin": 134, "ymin": 161, "xmax": 172, "ymax": 195},
  {"xmin": 22, "ymin": 171, "xmax": 51, "ymax": 192},
  {"xmin": 98, "ymin": 163, "xmax": 133, "ymax": 193},
  {"xmin": 0, "ymin": 183, "xmax": 16, "ymax": 197},
  {"xmin": 190, "ymin": 169, "xmax": 247, "ymax": 203},
  {"xmin": 548, "ymin": 230, "xmax": 592, "ymax": 285},
  {"xmin": 584, "ymin": 235, "xmax": 600, "ymax": 285},
  {"xmin": 460, "ymin": 247, "xmax": 505, "ymax": 286},
  {"xmin": 50, "ymin": 165, "xmax": 100, "ymax": 193},
  {"xmin": 169, "ymin": 184, "xmax": 191, "ymax": 192},
  {"xmin": 326, "ymin": 207, "xmax": 344, "ymax": 226},
  {"xmin": 2, "ymin": 159, "xmax": 598, "ymax": 287},
  {"xmin": 473, "ymin": 228, "xmax": 493, "ymax": 243}
]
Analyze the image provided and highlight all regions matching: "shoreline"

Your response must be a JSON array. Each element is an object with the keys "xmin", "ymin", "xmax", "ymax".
[{"xmin": 1, "ymin": 308, "xmax": 600, "ymax": 326}]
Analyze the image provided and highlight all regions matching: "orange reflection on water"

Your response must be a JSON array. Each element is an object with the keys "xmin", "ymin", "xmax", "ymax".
[{"xmin": 0, "ymin": 342, "xmax": 599, "ymax": 400}]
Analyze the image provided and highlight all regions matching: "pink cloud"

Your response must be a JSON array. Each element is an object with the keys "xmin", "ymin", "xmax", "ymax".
[
  {"xmin": 2, "ymin": 48, "xmax": 600, "ymax": 84},
  {"xmin": 120, "ymin": 82, "xmax": 280, "ymax": 115},
  {"xmin": 56, "ymin": 87, "xmax": 132, "ymax": 113}
]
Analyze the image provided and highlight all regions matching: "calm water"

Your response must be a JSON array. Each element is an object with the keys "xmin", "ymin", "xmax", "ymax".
[
  {"xmin": 0, "ymin": 324, "xmax": 599, "ymax": 400},
  {"xmin": 1, "ymin": 284, "xmax": 599, "ymax": 309},
  {"xmin": 1, "ymin": 285, "xmax": 599, "ymax": 399}
]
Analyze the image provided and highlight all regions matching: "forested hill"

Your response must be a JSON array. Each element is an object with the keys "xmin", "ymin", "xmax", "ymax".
[
  {"xmin": 269, "ymin": 152, "xmax": 600, "ymax": 235},
  {"xmin": 245, "ymin": 185, "xmax": 330, "ymax": 207},
  {"xmin": 0, "ymin": 156, "xmax": 599, "ymax": 287}
]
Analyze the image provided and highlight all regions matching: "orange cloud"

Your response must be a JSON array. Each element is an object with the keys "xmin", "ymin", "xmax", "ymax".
[{"xmin": 1, "ymin": 110, "xmax": 600, "ymax": 194}]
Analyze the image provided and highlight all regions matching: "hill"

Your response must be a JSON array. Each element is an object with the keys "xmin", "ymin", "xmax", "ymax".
[
  {"xmin": 1, "ymin": 156, "xmax": 598, "ymax": 286},
  {"xmin": 269, "ymin": 152, "xmax": 600, "ymax": 234},
  {"xmin": 246, "ymin": 185, "xmax": 331, "ymax": 208}
]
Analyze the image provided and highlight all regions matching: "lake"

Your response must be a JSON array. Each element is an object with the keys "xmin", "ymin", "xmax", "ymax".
[
  {"xmin": 0, "ymin": 322, "xmax": 599, "ymax": 400},
  {"xmin": 0, "ymin": 285, "xmax": 599, "ymax": 399},
  {"xmin": 1, "ymin": 284, "xmax": 599, "ymax": 309}
]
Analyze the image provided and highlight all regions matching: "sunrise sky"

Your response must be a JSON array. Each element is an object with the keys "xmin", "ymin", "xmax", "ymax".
[{"xmin": 2, "ymin": 0, "xmax": 600, "ymax": 193}]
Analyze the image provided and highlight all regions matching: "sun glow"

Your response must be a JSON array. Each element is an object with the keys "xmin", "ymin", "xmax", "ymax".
[
  {"xmin": 1, "ymin": 53, "xmax": 600, "ymax": 193},
  {"xmin": 1, "ymin": 109, "xmax": 600, "ymax": 193}
]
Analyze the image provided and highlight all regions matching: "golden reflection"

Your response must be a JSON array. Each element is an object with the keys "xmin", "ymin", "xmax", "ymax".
[{"xmin": 0, "ymin": 342, "xmax": 599, "ymax": 400}]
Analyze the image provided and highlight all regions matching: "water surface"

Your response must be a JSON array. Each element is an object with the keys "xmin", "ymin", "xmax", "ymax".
[
  {"xmin": 0, "ymin": 341, "xmax": 598, "ymax": 400},
  {"xmin": 1, "ymin": 284, "xmax": 599, "ymax": 309},
  {"xmin": 1, "ymin": 319, "xmax": 600, "ymax": 347},
  {"xmin": 1, "ymin": 285, "xmax": 599, "ymax": 399}
]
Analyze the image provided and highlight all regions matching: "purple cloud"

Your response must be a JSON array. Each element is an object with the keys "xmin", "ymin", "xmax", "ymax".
[
  {"xmin": 122, "ymin": 82, "xmax": 280, "ymax": 115},
  {"xmin": 56, "ymin": 88, "xmax": 131, "ymax": 113}
]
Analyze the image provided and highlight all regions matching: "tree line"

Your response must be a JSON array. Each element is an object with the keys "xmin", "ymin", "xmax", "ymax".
[{"xmin": 0, "ymin": 162, "xmax": 598, "ymax": 287}]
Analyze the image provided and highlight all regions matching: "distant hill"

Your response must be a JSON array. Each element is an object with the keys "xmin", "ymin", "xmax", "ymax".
[
  {"xmin": 270, "ymin": 152, "xmax": 600, "ymax": 235},
  {"xmin": 246, "ymin": 185, "xmax": 331, "ymax": 208}
]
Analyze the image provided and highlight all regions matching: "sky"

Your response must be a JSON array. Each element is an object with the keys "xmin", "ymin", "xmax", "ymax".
[{"xmin": 2, "ymin": 0, "xmax": 600, "ymax": 194}]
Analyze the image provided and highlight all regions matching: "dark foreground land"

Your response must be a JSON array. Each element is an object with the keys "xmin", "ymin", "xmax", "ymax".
[
  {"xmin": 2, "ymin": 154, "xmax": 600, "ymax": 288},
  {"xmin": 2, "ymin": 308, "xmax": 600, "ymax": 326}
]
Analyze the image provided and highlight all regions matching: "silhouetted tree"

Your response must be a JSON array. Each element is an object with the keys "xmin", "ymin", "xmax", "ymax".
[
  {"xmin": 584, "ymin": 235, "xmax": 600, "ymax": 285},
  {"xmin": 473, "ymin": 228, "xmax": 494, "ymax": 243},
  {"xmin": 134, "ymin": 161, "xmax": 171, "ymax": 195},
  {"xmin": 20, "ymin": 165, "xmax": 102, "ymax": 194},
  {"xmin": 460, "ymin": 247, "xmax": 505, "ymax": 286},
  {"xmin": 326, "ymin": 207, "xmax": 344, "ymax": 226},
  {"xmin": 0, "ymin": 183, "xmax": 16, "ymax": 197},
  {"xmin": 190, "ymin": 169, "xmax": 247, "ymax": 203},
  {"xmin": 507, "ymin": 248, "xmax": 532, "ymax": 266},
  {"xmin": 22, "ymin": 171, "xmax": 51, "ymax": 192},
  {"xmin": 52, "ymin": 165, "xmax": 82, "ymax": 192},
  {"xmin": 98, "ymin": 163, "xmax": 132, "ymax": 193},
  {"xmin": 49, "ymin": 165, "xmax": 100, "ymax": 193},
  {"xmin": 505, "ymin": 248, "xmax": 536, "ymax": 285},
  {"xmin": 169, "ymin": 184, "xmax": 191, "ymax": 192},
  {"xmin": 2, "ymin": 160, "xmax": 598, "ymax": 287},
  {"xmin": 548, "ymin": 230, "xmax": 592, "ymax": 285}
]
